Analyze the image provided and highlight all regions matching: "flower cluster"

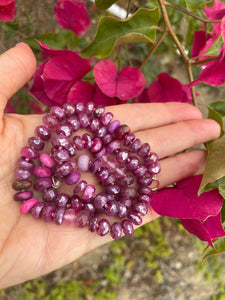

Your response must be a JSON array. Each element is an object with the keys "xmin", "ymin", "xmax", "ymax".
[{"xmin": 0, "ymin": 0, "xmax": 16, "ymax": 22}]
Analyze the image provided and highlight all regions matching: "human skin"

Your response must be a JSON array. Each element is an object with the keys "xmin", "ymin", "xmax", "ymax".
[{"xmin": 0, "ymin": 43, "xmax": 221, "ymax": 288}]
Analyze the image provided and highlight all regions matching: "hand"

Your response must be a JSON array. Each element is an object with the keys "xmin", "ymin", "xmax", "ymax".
[{"xmin": 0, "ymin": 43, "xmax": 220, "ymax": 288}]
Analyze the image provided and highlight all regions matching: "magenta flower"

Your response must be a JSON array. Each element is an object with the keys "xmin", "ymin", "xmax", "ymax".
[
  {"xmin": 92, "ymin": 84, "xmax": 120, "ymax": 106},
  {"xmin": 30, "ymin": 41, "xmax": 91, "ymax": 107},
  {"xmin": 94, "ymin": 60, "xmax": 146, "ymax": 101},
  {"xmin": 54, "ymin": 0, "xmax": 90, "ymax": 36},
  {"xmin": 151, "ymin": 175, "xmax": 224, "ymax": 247},
  {"xmin": 0, "ymin": 0, "xmax": 16, "ymax": 22}
]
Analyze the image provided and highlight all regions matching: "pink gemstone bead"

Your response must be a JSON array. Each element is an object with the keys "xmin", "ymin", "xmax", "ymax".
[
  {"xmin": 77, "ymin": 154, "xmax": 90, "ymax": 171},
  {"xmin": 20, "ymin": 198, "xmax": 38, "ymax": 214},
  {"xmin": 83, "ymin": 184, "xmax": 95, "ymax": 201},
  {"xmin": 100, "ymin": 112, "xmax": 113, "ymax": 126},
  {"xmin": 21, "ymin": 147, "xmax": 39, "ymax": 159},
  {"xmin": 65, "ymin": 171, "xmax": 81, "ymax": 185},
  {"xmin": 108, "ymin": 120, "xmax": 120, "ymax": 133},
  {"xmin": 34, "ymin": 166, "xmax": 51, "ymax": 177},
  {"xmin": 40, "ymin": 153, "xmax": 55, "ymax": 168},
  {"xmin": 63, "ymin": 208, "xmax": 76, "ymax": 226}
]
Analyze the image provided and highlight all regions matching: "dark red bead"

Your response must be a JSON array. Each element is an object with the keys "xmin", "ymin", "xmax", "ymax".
[{"xmin": 114, "ymin": 124, "xmax": 130, "ymax": 140}]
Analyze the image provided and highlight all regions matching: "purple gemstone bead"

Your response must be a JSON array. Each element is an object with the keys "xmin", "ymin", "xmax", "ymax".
[
  {"xmin": 133, "ymin": 165, "xmax": 148, "ymax": 177},
  {"xmin": 144, "ymin": 152, "xmax": 159, "ymax": 165},
  {"xmin": 96, "ymin": 126, "xmax": 107, "ymax": 138},
  {"xmin": 116, "ymin": 149, "xmax": 129, "ymax": 163},
  {"xmin": 95, "ymin": 147, "xmax": 106, "ymax": 158},
  {"xmin": 86, "ymin": 102, "xmax": 94, "ymax": 115},
  {"xmin": 73, "ymin": 135, "xmax": 84, "ymax": 151},
  {"xmin": 67, "ymin": 116, "xmax": 80, "ymax": 131},
  {"xmin": 51, "ymin": 134, "xmax": 71, "ymax": 149},
  {"xmin": 138, "ymin": 176, "xmax": 152, "ymax": 187},
  {"xmin": 137, "ymin": 143, "xmax": 150, "ymax": 157},
  {"xmin": 75, "ymin": 209, "xmax": 90, "ymax": 228},
  {"xmin": 137, "ymin": 194, "xmax": 151, "ymax": 205},
  {"xmin": 90, "ymin": 137, "xmax": 102, "ymax": 153},
  {"xmin": 21, "ymin": 147, "xmax": 39, "ymax": 159},
  {"xmin": 42, "ymin": 114, "xmax": 58, "ymax": 130},
  {"xmin": 89, "ymin": 118, "xmax": 100, "ymax": 132},
  {"xmin": 55, "ymin": 161, "xmax": 73, "ymax": 178},
  {"xmin": 34, "ymin": 177, "xmax": 53, "ymax": 191},
  {"xmin": 34, "ymin": 166, "xmax": 51, "ymax": 178},
  {"xmin": 62, "ymin": 102, "xmax": 75, "ymax": 117},
  {"xmin": 121, "ymin": 187, "xmax": 137, "ymax": 198},
  {"xmin": 104, "ymin": 200, "xmax": 118, "ymax": 216},
  {"xmin": 100, "ymin": 112, "xmax": 113, "ymax": 126},
  {"xmin": 71, "ymin": 195, "xmax": 82, "ymax": 212},
  {"xmin": 17, "ymin": 157, "xmax": 35, "ymax": 170},
  {"xmin": 12, "ymin": 180, "xmax": 32, "ymax": 191},
  {"xmin": 82, "ymin": 133, "xmax": 92, "ymax": 149},
  {"xmin": 148, "ymin": 162, "xmax": 161, "ymax": 175},
  {"xmin": 119, "ymin": 196, "xmax": 132, "ymax": 208},
  {"xmin": 128, "ymin": 212, "xmax": 142, "ymax": 225},
  {"xmin": 105, "ymin": 184, "xmax": 120, "ymax": 196},
  {"xmin": 31, "ymin": 202, "xmax": 45, "ymax": 219},
  {"xmin": 79, "ymin": 112, "xmax": 89, "ymax": 128},
  {"xmin": 108, "ymin": 120, "xmax": 120, "ymax": 133},
  {"xmin": 63, "ymin": 208, "xmax": 76, "ymax": 226},
  {"xmin": 123, "ymin": 133, "xmax": 135, "ymax": 146},
  {"xmin": 114, "ymin": 124, "xmax": 130, "ymax": 140},
  {"xmin": 89, "ymin": 215, "xmax": 98, "ymax": 232},
  {"xmin": 132, "ymin": 202, "xmax": 148, "ymax": 216},
  {"xmin": 65, "ymin": 171, "xmax": 81, "ymax": 185},
  {"xmin": 96, "ymin": 167, "xmax": 109, "ymax": 181},
  {"xmin": 94, "ymin": 105, "xmax": 105, "ymax": 118},
  {"xmin": 42, "ymin": 205, "xmax": 55, "ymax": 222},
  {"xmin": 119, "ymin": 173, "xmax": 134, "ymax": 187},
  {"xmin": 106, "ymin": 140, "xmax": 120, "ymax": 154},
  {"xmin": 57, "ymin": 123, "xmax": 73, "ymax": 137},
  {"xmin": 138, "ymin": 186, "xmax": 152, "ymax": 195},
  {"xmin": 43, "ymin": 188, "xmax": 58, "ymax": 202},
  {"xmin": 84, "ymin": 202, "xmax": 95, "ymax": 214},
  {"xmin": 75, "ymin": 102, "xmax": 85, "ymax": 114},
  {"xmin": 54, "ymin": 208, "xmax": 65, "ymax": 225},
  {"xmin": 117, "ymin": 202, "xmax": 127, "ymax": 218},
  {"xmin": 121, "ymin": 219, "xmax": 134, "ymax": 236},
  {"xmin": 14, "ymin": 168, "xmax": 32, "ymax": 180},
  {"xmin": 93, "ymin": 193, "xmax": 108, "ymax": 210},
  {"xmin": 35, "ymin": 125, "xmax": 51, "ymax": 141},
  {"xmin": 102, "ymin": 133, "xmax": 113, "ymax": 145},
  {"xmin": 50, "ymin": 106, "xmax": 65, "ymax": 121},
  {"xmin": 104, "ymin": 173, "xmax": 116, "ymax": 185},
  {"xmin": 28, "ymin": 136, "xmax": 45, "ymax": 151},
  {"xmin": 20, "ymin": 198, "xmax": 37, "ymax": 214},
  {"xmin": 73, "ymin": 180, "xmax": 87, "ymax": 195},
  {"xmin": 14, "ymin": 190, "xmax": 33, "ymax": 201},
  {"xmin": 89, "ymin": 158, "xmax": 102, "ymax": 173},
  {"xmin": 111, "ymin": 222, "xmax": 122, "ymax": 240},
  {"xmin": 97, "ymin": 219, "xmax": 110, "ymax": 236},
  {"xmin": 126, "ymin": 156, "xmax": 140, "ymax": 171},
  {"xmin": 55, "ymin": 193, "xmax": 69, "ymax": 208},
  {"xmin": 83, "ymin": 184, "xmax": 95, "ymax": 201},
  {"xmin": 129, "ymin": 139, "xmax": 141, "ymax": 153},
  {"xmin": 67, "ymin": 145, "xmax": 76, "ymax": 157},
  {"xmin": 40, "ymin": 153, "xmax": 55, "ymax": 168},
  {"xmin": 52, "ymin": 148, "xmax": 70, "ymax": 163},
  {"xmin": 77, "ymin": 154, "xmax": 90, "ymax": 171}
]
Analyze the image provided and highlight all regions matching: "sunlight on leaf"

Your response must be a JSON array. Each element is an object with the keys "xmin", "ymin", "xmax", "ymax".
[
  {"xmin": 204, "ymin": 34, "xmax": 223, "ymax": 56},
  {"xmin": 95, "ymin": 0, "xmax": 117, "ymax": 9}
]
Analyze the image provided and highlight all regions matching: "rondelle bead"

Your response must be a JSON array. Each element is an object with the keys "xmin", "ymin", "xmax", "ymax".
[
  {"xmin": 96, "ymin": 126, "xmax": 107, "ymax": 138},
  {"xmin": 79, "ymin": 112, "xmax": 89, "ymax": 128},
  {"xmin": 55, "ymin": 193, "xmax": 69, "ymax": 208},
  {"xmin": 63, "ymin": 208, "xmax": 76, "ymax": 226},
  {"xmin": 111, "ymin": 222, "xmax": 122, "ymax": 240},
  {"xmin": 31, "ymin": 202, "xmax": 45, "ymax": 219},
  {"xmin": 67, "ymin": 116, "xmax": 80, "ymax": 131},
  {"xmin": 54, "ymin": 208, "xmax": 65, "ymax": 225},
  {"xmin": 138, "ymin": 176, "xmax": 152, "ymax": 187},
  {"xmin": 132, "ymin": 202, "xmax": 148, "ymax": 216},
  {"xmin": 62, "ymin": 102, "xmax": 76, "ymax": 117},
  {"xmin": 34, "ymin": 177, "xmax": 53, "ymax": 191},
  {"xmin": 102, "ymin": 133, "xmax": 113, "ymax": 145},
  {"xmin": 137, "ymin": 194, "xmax": 151, "ymax": 205},
  {"xmin": 123, "ymin": 133, "xmax": 135, "ymax": 146},
  {"xmin": 83, "ymin": 184, "xmax": 96, "ymax": 201},
  {"xmin": 105, "ymin": 184, "xmax": 120, "ymax": 196},
  {"xmin": 71, "ymin": 195, "xmax": 82, "ymax": 212},
  {"xmin": 14, "ymin": 168, "xmax": 32, "ymax": 180},
  {"xmin": 117, "ymin": 202, "xmax": 127, "ymax": 218},
  {"xmin": 104, "ymin": 173, "xmax": 116, "ymax": 185},
  {"xmin": 50, "ymin": 106, "xmax": 65, "ymax": 121},
  {"xmin": 77, "ymin": 154, "xmax": 90, "ymax": 171},
  {"xmin": 73, "ymin": 135, "xmax": 84, "ymax": 151},
  {"xmin": 56, "ymin": 123, "xmax": 73, "ymax": 137},
  {"xmin": 133, "ymin": 165, "xmax": 148, "ymax": 177},
  {"xmin": 89, "ymin": 118, "xmax": 100, "ymax": 132},
  {"xmin": 127, "ymin": 212, "xmax": 142, "ymax": 225},
  {"xmin": 14, "ymin": 190, "xmax": 33, "ymax": 201},
  {"xmin": 96, "ymin": 167, "xmax": 109, "ymax": 181},
  {"xmin": 52, "ymin": 148, "xmax": 70, "ymax": 163},
  {"xmin": 129, "ymin": 138, "xmax": 141, "ymax": 153},
  {"xmin": 137, "ymin": 143, "xmax": 150, "ymax": 157},
  {"xmin": 148, "ymin": 162, "xmax": 161, "ymax": 175},
  {"xmin": 100, "ymin": 112, "xmax": 113, "ymax": 126},
  {"xmin": 75, "ymin": 209, "xmax": 90, "ymax": 228},
  {"xmin": 65, "ymin": 171, "xmax": 81, "ymax": 185},
  {"xmin": 21, "ymin": 147, "xmax": 39, "ymax": 159},
  {"xmin": 55, "ymin": 161, "xmax": 73, "ymax": 178},
  {"xmin": 126, "ymin": 156, "xmax": 140, "ymax": 171},
  {"xmin": 43, "ymin": 114, "xmax": 59, "ymax": 130},
  {"xmin": 95, "ymin": 147, "xmax": 106, "ymax": 158},
  {"xmin": 97, "ymin": 219, "xmax": 110, "ymax": 236},
  {"xmin": 33, "ymin": 166, "xmax": 52, "ymax": 178},
  {"xmin": 121, "ymin": 187, "xmax": 137, "ymax": 198},
  {"xmin": 67, "ymin": 145, "xmax": 76, "ymax": 157},
  {"xmin": 104, "ymin": 200, "xmax": 118, "ymax": 216},
  {"xmin": 82, "ymin": 133, "xmax": 92, "ymax": 149},
  {"xmin": 84, "ymin": 202, "xmax": 95, "ymax": 214},
  {"xmin": 121, "ymin": 220, "xmax": 134, "ymax": 236},
  {"xmin": 28, "ymin": 136, "xmax": 45, "ymax": 151},
  {"xmin": 12, "ymin": 179, "xmax": 32, "ymax": 191},
  {"xmin": 114, "ymin": 124, "xmax": 130, "ymax": 140},
  {"xmin": 119, "ymin": 197, "xmax": 132, "ymax": 208},
  {"xmin": 119, "ymin": 173, "xmax": 134, "ymax": 187},
  {"xmin": 35, "ymin": 125, "xmax": 51, "ymax": 141},
  {"xmin": 138, "ymin": 186, "xmax": 152, "ymax": 195},
  {"xmin": 89, "ymin": 158, "xmax": 102, "ymax": 173},
  {"xmin": 73, "ymin": 180, "xmax": 87, "ymax": 195},
  {"xmin": 42, "ymin": 205, "xmax": 55, "ymax": 222},
  {"xmin": 40, "ymin": 153, "xmax": 55, "ymax": 168},
  {"xmin": 90, "ymin": 137, "xmax": 102, "ymax": 153},
  {"xmin": 17, "ymin": 157, "xmax": 35, "ymax": 170},
  {"xmin": 43, "ymin": 188, "xmax": 58, "ymax": 202},
  {"xmin": 51, "ymin": 134, "xmax": 71, "ymax": 149},
  {"xmin": 93, "ymin": 193, "xmax": 108, "ymax": 210},
  {"xmin": 89, "ymin": 215, "xmax": 98, "ymax": 232},
  {"xmin": 108, "ymin": 120, "xmax": 120, "ymax": 133},
  {"xmin": 106, "ymin": 140, "xmax": 120, "ymax": 154},
  {"xmin": 144, "ymin": 152, "xmax": 159, "ymax": 165},
  {"xmin": 94, "ymin": 105, "xmax": 105, "ymax": 118},
  {"xmin": 75, "ymin": 102, "xmax": 85, "ymax": 114},
  {"xmin": 20, "ymin": 198, "xmax": 38, "ymax": 214},
  {"xmin": 116, "ymin": 149, "xmax": 129, "ymax": 163},
  {"xmin": 86, "ymin": 102, "xmax": 95, "ymax": 115}
]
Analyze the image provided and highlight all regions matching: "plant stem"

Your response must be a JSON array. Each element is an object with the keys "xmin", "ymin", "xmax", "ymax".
[
  {"xmin": 126, "ymin": 0, "xmax": 133, "ymax": 18},
  {"xmin": 191, "ymin": 56, "xmax": 217, "ymax": 65}
]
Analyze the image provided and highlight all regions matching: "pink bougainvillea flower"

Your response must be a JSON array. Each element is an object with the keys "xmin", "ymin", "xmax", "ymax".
[
  {"xmin": 151, "ymin": 175, "xmax": 224, "ymax": 247},
  {"xmin": 30, "ymin": 41, "xmax": 91, "ymax": 107},
  {"xmin": 67, "ymin": 80, "xmax": 94, "ymax": 105},
  {"xmin": 92, "ymin": 84, "xmax": 120, "ymax": 106},
  {"xmin": 0, "ymin": 0, "xmax": 16, "ymax": 22},
  {"xmin": 205, "ymin": 0, "xmax": 225, "ymax": 20},
  {"xmin": 145, "ymin": 73, "xmax": 193, "ymax": 103},
  {"xmin": 191, "ymin": 30, "xmax": 213, "ymax": 59},
  {"xmin": 94, "ymin": 60, "xmax": 146, "ymax": 101},
  {"xmin": 5, "ymin": 102, "xmax": 16, "ymax": 113},
  {"xmin": 54, "ymin": 0, "xmax": 90, "ymax": 36}
]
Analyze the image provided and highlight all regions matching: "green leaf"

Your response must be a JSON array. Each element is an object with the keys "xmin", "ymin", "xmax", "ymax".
[
  {"xmin": 208, "ymin": 101, "xmax": 225, "ymax": 117},
  {"xmin": 202, "ymin": 237, "xmax": 225, "ymax": 262},
  {"xmin": 81, "ymin": 7, "xmax": 160, "ymax": 58},
  {"xmin": 219, "ymin": 186, "xmax": 225, "ymax": 198},
  {"xmin": 95, "ymin": 0, "xmax": 117, "ymax": 9},
  {"xmin": 207, "ymin": 106, "xmax": 224, "ymax": 137},
  {"xmin": 199, "ymin": 137, "xmax": 225, "ymax": 194},
  {"xmin": 184, "ymin": 0, "xmax": 213, "ymax": 11},
  {"xmin": 204, "ymin": 34, "xmax": 223, "ymax": 57}
]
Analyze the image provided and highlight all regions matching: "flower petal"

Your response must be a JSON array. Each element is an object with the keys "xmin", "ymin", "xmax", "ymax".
[
  {"xmin": 67, "ymin": 80, "xmax": 93, "ymax": 104},
  {"xmin": 0, "ymin": 0, "xmax": 16, "ymax": 22}
]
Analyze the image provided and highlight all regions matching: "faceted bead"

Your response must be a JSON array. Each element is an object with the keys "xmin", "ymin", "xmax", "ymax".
[
  {"xmin": 43, "ymin": 188, "xmax": 58, "ymax": 202},
  {"xmin": 90, "ymin": 137, "xmax": 102, "ymax": 153},
  {"xmin": 55, "ymin": 193, "xmax": 69, "ymax": 208},
  {"xmin": 55, "ymin": 161, "xmax": 73, "ymax": 178},
  {"xmin": 104, "ymin": 173, "xmax": 116, "ymax": 185},
  {"xmin": 43, "ymin": 114, "xmax": 59, "ymax": 130},
  {"xmin": 89, "ymin": 215, "xmax": 98, "ymax": 232},
  {"xmin": 63, "ymin": 208, "xmax": 76, "ymax": 226},
  {"xmin": 50, "ymin": 106, "xmax": 65, "ymax": 121},
  {"xmin": 54, "ymin": 208, "xmax": 65, "ymax": 225},
  {"xmin": 52, "ymin": 148, "xmax": 70, "ymax": 163},
  {"xmin": 96, "ymin": 126, "xmax": 107, "ymax": 138},
  {"xmin": 34, "ymin": 177, "xmax": 53, "ymax": 191},
  {"xmin": 21, "ymin": 147, "xmax": 39, "ymax": 159},
  {"xmin": 129, "ymin": 139, "xmax": 141, "ymax": 153},
  {"xmin": 121, "ymin": 219, "xmax": 134, "ymax": 236},
  {"xmin": 148, "ymin": 162, "xmax": 161, "ymax": 175},
  {"xmin": 138, "ymin": 186, "xmax": 152, "ymax": 195},
  {"xmin": 121, "ymin": 187, "xmax": 137, "ymax": 198},
  {"xmin": 128, "ymin": 212, "xmax": 142, "ymax": 225},
  {"xmin": 137, "ymin": 194, "xmax": 151, "ymax": 205},
  {"xmin": 104, "ymin": 200, "xmax": 118, "ymax": 216},
  {"xmin": 86, "ymin": 102, "xmax": 94, "ymax": 115},
  {"xmin": 77, "ymin": 154, "xmax": 90, "ymax": 171},
  {"xmin": 105, "ymin": 184, "xmax": 120, "ymax": 196},
  {"xmin": 31, "ymin": 202, "xmax": 45, "ymax": 219},
  {"xmin": 33, "ymin": 166, "xmax": 51, "ymax": 178},
  {"xmin": 137, "ymin": 143, "xmax": 150, "ymax": 157},
  {"xmin": 119, "ymin": 196, "xmax": 132, "ymax": 208},
  {"xmin": 40, "ymin": 153, "xmax": 55, "ymax": 168},
  {"xmin": 116, "ymin": 149, "xmax": 129, "ymax": 163},
  {"xmin": 28, "ymin": 136, "xmax": 45, "ymax": 151},
  {"xmin": 71, "ymin": 195, "xmax": 82, "ymax": 212},
  {"xmin": 96, "ymin": 167, "xmax": 109, "ymax": 182},
  {"xmin": 95, "ymin": 147, "xmax": 106, "ymax": 158},
  {"xmin": 106, "ymin": 140, "xmax": 120, "ymax": 154},
  {"xmin": 115, "ymin": 167, "xmax": 126, "ymax": 179},
  {"xmin": 67, "ymin": 145, "xmax": 76, "ymax": 157},
  {"xmin": 35, "ymin": 125, "xmax": 51, "ymax": 141},
  {"xmin": 12, "ymin": 180, "xmax": 32, "ymax": 191},
  {"xmin": 73, "ymin": 180, "xmax": 87, "ymax": 195},
  {"xmin": 89, "ymin": 158, "xmax": 102, "ymax": 173},
  {"xmin": 111, "ymin": 222, "xmax": 122, "ymax": 240},
  {"xmin": 79, "ymin": 112, "xmax": 89, "ymax": 128},
  {"xmin": 65, "ymin": 171, "xmax": 81, "ymax": 185},
  {"xmin": 138, "ymin": 176, "xmax": 152, "ymax": 187},
  {"xmin": 132, "ymin": 202, "xmax": 148, "ymax": 216},
  {"xmin": 108, "ymin": 120, "xmax": 120, "ymax": 133},
  {"xmin": 14, "ymin": 168, "xmax": 32, "ymax": 180},
  {"xmin": 56, "ymin": 123, "xmax": 73, "ymax": 137},
  {"xmin": 67, "ymin": 116, "xmax": 80, "ymax": 131},
  {"xmin": 117, "ymin": 203, "xmax": 127, "ymax": 218},
  {"xmin": 51, "ymin": 134, "xmax": 71, "ymax": 149},
  {"xmin": 144, "ymin": 152, "xmax": 159, "ymax": 165},
  {"xmin": 89, "ymin": 118, "xmax": 100, "ymax": 132},
  {"xmin": 73, "ymin": 135, "xmax": 84, "ymax": 151},
  {"xmin": 133, "ymin": 165, "xmax": 148, "ymax": 177},
  {"xmin": 94, "ymin": 105, "xmax": 105, "ymax": 118},
  {"xmin": 100, "ymin": 112, "xmax": 113, "ymax": 126},
  {"xmin": 75, "ymin": 102, "xmax": 85, "ymax": 114},
  {"xmin": 126, "ymin": 156, "xmax": 140, "ymax": 171},
  {"xmin": 83, "ymin": 184, "xmax": 95, "ymax": 201},
  {"xmin": 114, "ymin": 124, "xmax": 130, "ymax": 140},
  {"xmin": 62, "ymin": 102, "xmax": 75, "ymax": 117},
  {"xmin": 97, "ymin": 219, "xmax": 110, "ymax": 236},
  {"xmin": 75, "ymin": 209, "xmax": 90, "ymax": 228},
  {"xmin": 123, "ymin": 133, "xmax": 135, "ymax": 146},
  {"xmin": 84, "ymin": 202, "xmax": 95, "ymax": 214},
  {"xmin": 14, "ymin": 190, "xmax": 33, "ymax": 201},
  {"xmin": 93, "ymin": 193, "xmax": 108, "ymax": 210},
  {"xmin": 17, "ymin": 157, "xmax": 35, "ymax": 170},
  {"xmin": 82, "ymin": 133, "xmax": 92, "ymax": 149},
  {"xmin": 102, "ymin": 133, "xmax": 113, "ymax": 145},
  {"xmin": 119, "ymin": 174, "xmax": 134, "ymax": 187},
  {"xmin": 42, "ymin": 205, "xmax": 55, "ymax": 222}
]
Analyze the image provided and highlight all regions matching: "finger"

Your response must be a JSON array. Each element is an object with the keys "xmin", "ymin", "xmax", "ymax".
[
  {"xmin": 136, "ymin": 118, "xmax": 221, "ymax": 159},
  {"xmin": 107, "ymin": 102, "xmax": 202, "ymax": 132},
  {"xmin": 0, "ymin": 43, "xmax": 36, "ymax": 115}
]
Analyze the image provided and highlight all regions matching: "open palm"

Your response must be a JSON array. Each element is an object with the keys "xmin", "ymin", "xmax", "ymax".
[{"xmin": 0, "ymin": 43, "xmax": 220, "ymax": 288}]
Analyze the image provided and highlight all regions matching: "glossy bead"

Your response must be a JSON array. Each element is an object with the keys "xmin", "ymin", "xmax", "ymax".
[
  {"xmin": 100, "ymin": 112, "xmax": 113, "ymax": 126},
  {"xmin": 35, "ymin": 125, "xmax": 51, "ymax": 141},
  {"xmin": 14, "ymin": 168, "xmax": 31, "ymax": 180},
  {"xmin": 17, "ymin": 157, "xmax": 35, "ymax": 170},
  {"xmin": 90, "ymin": 137, "xmax": 102, "ymax": 153},
  {"xmin": 82, "ymin": 133, "xmax": 92, "ymax": 149},
  {"xmin": 77, "ymin": 154, "xmax": 90, "ymax": 171},
  {"xmin": 144, "ymin": 152, "xmax": 159, "ymax": 165},
  {"xmin": 12, "ymin": 180, "xmax": 32, "ymax": 191},
  {"xmin": 105, "ymin": 184, "xmax": 120, "ymax": 196},
  {"xmin": 121, "ymin": 219, "xmax": 134, "ymax": 236},
  {"xmin": 20, "ymin": 198, "xmax": 38, "ymax": 214},
  {"xmin": 55, "ymin": 193, "xmax": 69, "ymax": 208},
  {"xmin": 104, "ymin": 173, "xmax": 116, "ymax": 185},
  {"xmin": 34, "ymin": 177, "xmax": 53, "ymax": 191},
  {"xmin": 96, "ymin": 126, "xmax": 107, "ymax": 138},
  {"xmin": 111, "ymin": 222, "xmax": 122, "ymax": 240},
  {"xmin": 43, "ymin": 114, "xmax": 58, "ymax": 130},
  {"xmin": 132, "ymin": 202, "xmax": 148, "ymax": 216},
  {"xmin": 102, "ymin": 133, "xmax": 113, "ymax": 145},
  {"xmin": 126, "ymin": 156, "xmax": 140, "ymax": 171},
  {"xmin": 52, "ymin": 148, "xmax": 70, "ymax": 162},
  {"xmin": 128, "ymin": 212, "xmax": 142, "ymax": 225},
  {"xmin": 56, "ymin": 123, "xmax": 73, "ymax": 137},
  {"xmin": 119, "ymin": 174, "xmax": 134, "ymax": 187},
  {"xmin": 129, "ymin": 138, "xmax": 141, "ymax": 153},
  {"xmin": 95, "ymin": 147, "xmax": 106, "ymax": 158},
  {"xmin": 97, "ymin": 219, "xmax": 110, "ymax": 236},
  {"xmin": 54, "ymin": 208, "xmax": 65, "ymax": 225},
  {"xmin": 65, "ymin": 171, "xmax": 81, "ymax": 185},
  {"xmin": 123, "ymin": 133, "xmax": 135, "ymax": 146},
  {"xmin": 71, "ymin": 195, "xmax": 82, "ymax": 212},
  {"xmin": 42, "ymin": 205, "xmax": 55, "ymax": 222},
  {"xmin": 83, "ymin": 184, "xmax": 95, "ymax": 201},
  {"xmin": 114, "ymin": 124, "xmax": 130, "ymax": 140},
  {"xmin": 86, "ymin": 102, "xmax": 94, "ymax": 115},
  {"xmin": 89, "ymin": 215, "xmax": 98, "ymax": 232},
  {"xmin": 89, "ymin": 118, "xmax": 100, "ymax": 132},
  {"xmin": 121, "ymin": 187, "xmax": 137, "ymax": 198},
  {"xmin": 51, "ymin": 134, "xmax": 71, "ymax": 149},
  {"xmin": 117, "ymin": 202, "xmax": 127, "ymax": 218},
  {"xmin": 43, "ymin": 188, "xmax": 58, "ymax": 202},
  {"xmin": 89, "ymin": 158, "xmax": 102, "ymax": 173},
  {"xmin": 93, "ymin": 193, "xmax": 108, "ymax": 210},
  {"xmin": 84, "ymin": 202, "xmax": 95, "ymax": 214},
  {"xmin": 40, "ymin": 153, "xmax": 55, "ymax": 168},
  {"xmin": 62, "ymin": 102, "xmax": 75, "ymax": 117},
  {"xmin": 75, "ymin": 102, "xmax": 85, "ymax": 114},
  {"xmin": 50, "ymin": 106, "xmax": 65, "ymax": 121},
  {"xmin": 137, "ymin": 194, "xmax": 151, "ymax": 205},
  {"xmin": 28, "ymin": 136, "xmax": 45, "ymax": 151},
  {"xmin": 21, "ymin": 147, "xmax": 39, "ymax": 159},
  {"xmin": 138, "ymin": 186, "xmax": 152, "ymax": 195},
  {"xmin": 104, "ymin": 200, "xmax": 118, "ymax": 216},
  {"xmin": 94, "ymin": 105, "xmax": 105, "ymax": 118},
  {"xmin": 108, "ymin": 120, "xmax": 120, "ymax": 133},
  {"xmin": 31, "ymin": 202, "xmax": 45, "ymax": 219},
  {"xmin": 148, "ymin": 162, "xmax": 161, "ymax": 175},
  {"xmin": 137, "ymin": 143, "xmax": 150, "ymax": 157},
  {"xmin": 67, "ymin": 116, "xmax": 80, "ymax": 131},
  {"xmin": 79, "ymin": 112, "xmax": 89, "ymax": 128},
  {"xmin": 138, "ymin": 176, "xmax": 152, "ymax": 187},
  {"xmin": 14, "ymin": 190, "xmax": 33, "ymax": 201},
  {"xmin": 116, "ymin": 149, "xmax": 129, "ymax": 163},
  {"xmin": 96, "ymin": 167, "xmax": 109, "ymax": 181},
  {"xmin": 63, "ymin": 208, "xmax": 76, "ymax": 226},
  {"xmin": 106, "ymin": 140, "xmax": 120, "ymax": 154},
  {"xmin": 73, "ymin": 135, "xmax": 84, "ymax": 151},
  {"xmin": 75, "ymin": 209, "xmax": 90, "ymax": 228},
  {"xmin": 73, "ymin": 180, "xmax": 87, "ymax": 195},
  {"xmin": 133, "ymin": 165, "xmax": 148, "ymax": 177},
  {"xmin": 67, "ymin": 145, "xmax": 76, "ymax": 157},
  {"xmin": 119, "ymin": 197, "xmax": 132, "ymax": 208},
  {"xmin": 55, "ymin": 161, "xmax": 73, "ymax": 178},
  {"xmin": 33, "ymin": 166, "xmax": 51, "ymax": 178}
]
